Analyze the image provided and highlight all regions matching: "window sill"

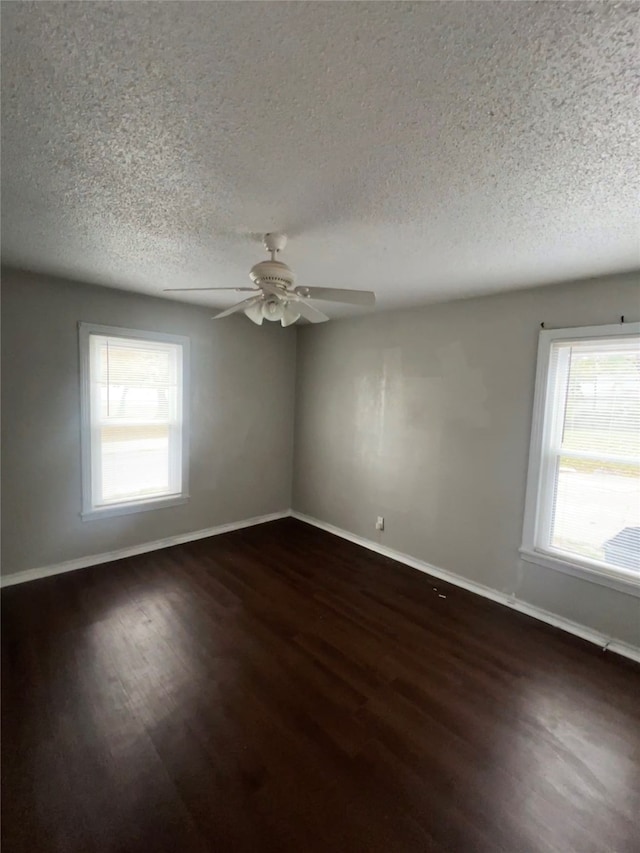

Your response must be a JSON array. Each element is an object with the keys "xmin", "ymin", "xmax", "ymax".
[
  {"xmin": 81, "ymin": 495, "xmax": 189, "ymax": 521},
  {"xmin": 519, "ymin": 547, "xmax": 640, "ymax": 597}
]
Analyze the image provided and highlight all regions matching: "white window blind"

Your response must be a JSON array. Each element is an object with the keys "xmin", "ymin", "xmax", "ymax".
[
  {"xmin": 522, "ymin": 324, "xmax": 640, "ymax": 591},
  {"xmin": 80, "ymin": 325, "xmax": 189, "ymax": 518}
]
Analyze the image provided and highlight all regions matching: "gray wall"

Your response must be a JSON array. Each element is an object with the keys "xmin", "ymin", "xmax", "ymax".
[
  {"xmin": 1, "ymin": 268, "xmax": 296, "ymax": 577},
  {"xmin": 293, "ymin": 272, "xmax": 640, "ymax": 646},
  {"xmin": 3, "ymin": 266, "xmax": 639, "ymax": 647}
]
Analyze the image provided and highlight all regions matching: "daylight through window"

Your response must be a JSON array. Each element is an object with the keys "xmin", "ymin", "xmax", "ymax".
[
  {"xmin": 522, "ymin": 324, "xmax": 640, "ymax": 590},
  {"xmin": 80, "ymin": 325, "xmax": 189, "ymax": 518}
]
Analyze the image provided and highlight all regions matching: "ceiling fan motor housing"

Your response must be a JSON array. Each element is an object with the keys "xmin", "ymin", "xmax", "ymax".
[
  {"xmin": 249, "ymin": 259, "xmax": 295, "ymax": 292},
  {"xmin": 250, "ymin": 249, "xmax": 299, "ymax": 323}
]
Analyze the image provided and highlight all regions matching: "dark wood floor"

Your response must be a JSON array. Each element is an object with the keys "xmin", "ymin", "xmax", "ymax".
[{"xmin": 2, "ymin": 518, "xmax": 639, "ymax": 853}]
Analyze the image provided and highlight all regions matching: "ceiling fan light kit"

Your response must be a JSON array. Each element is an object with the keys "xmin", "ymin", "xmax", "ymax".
[{"xmin": 163, "ymin": 233, "xmax": 376, "ymax": 326}]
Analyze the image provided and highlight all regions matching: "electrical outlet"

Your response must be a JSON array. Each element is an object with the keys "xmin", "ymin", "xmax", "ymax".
[{"xmin": 376, "ymin": 516, "xmax": 385, "ymax": 531}]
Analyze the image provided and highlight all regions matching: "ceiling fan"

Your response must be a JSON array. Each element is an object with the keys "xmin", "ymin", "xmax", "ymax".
[{"xmin": 163, "ymin": 233, "xmax": 376, "ymax": 326}]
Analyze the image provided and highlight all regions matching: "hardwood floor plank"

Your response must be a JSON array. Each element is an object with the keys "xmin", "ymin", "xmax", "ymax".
[{"xmin": 2, "ymin": 518, "xmax": 639, "ymax": 852}]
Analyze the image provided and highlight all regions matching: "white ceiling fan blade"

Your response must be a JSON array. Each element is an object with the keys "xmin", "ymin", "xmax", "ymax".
[
  {"xmin": 295, "ymin": 287, "xmax": 375, "ymax": 306},
  {"xmin": 294, "ymin": 298, "xmax": 329, "ymax": 323},
  {"xmin": 212, "ymin": 296, "xmax": 261, "ymax": 320},
  {"xmin": 164, "ymin": 286, "xmax": 256, "ymax": 292}
]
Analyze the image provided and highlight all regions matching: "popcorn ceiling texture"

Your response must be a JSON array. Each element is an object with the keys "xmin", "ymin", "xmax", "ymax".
[{"xmin": 1, "ymin": 1, "xmax": 638, "ymax": 314}]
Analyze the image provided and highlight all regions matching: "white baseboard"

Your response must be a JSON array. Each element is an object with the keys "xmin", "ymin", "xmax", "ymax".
[
  {"xmin": 0, "ymin": 510, "xmax": 291, "ymax": 588},
  {"xmin": 291, "ymin": 511, "xmax": 640, "ymax": 665}
]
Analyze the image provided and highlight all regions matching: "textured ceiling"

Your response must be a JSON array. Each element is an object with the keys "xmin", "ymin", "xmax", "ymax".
[{"xmin": 2, "ymin": 1, "xmax": 639, "ymax": 316}]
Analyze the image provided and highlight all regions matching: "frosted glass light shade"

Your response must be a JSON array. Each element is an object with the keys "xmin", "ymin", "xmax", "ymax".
[
  {"xmin": 262, "ymin": 299, "xmax": 285, "ymax": 322},
  {"xmin": 244, "ymin": 302, "xmax": 265, "ymax": 325}
]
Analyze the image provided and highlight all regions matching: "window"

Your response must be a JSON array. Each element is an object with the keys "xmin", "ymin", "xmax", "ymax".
[
  {"xmin": 521, "ymin": 322, "xmax": 640, "ymax": 594},
  {"xmin": 79, "ymin": 324, "xmax": 189, "ymax": 519}
]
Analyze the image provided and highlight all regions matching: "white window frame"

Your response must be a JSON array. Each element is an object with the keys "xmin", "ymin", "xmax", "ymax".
[
  {"xmin": 79, "ymin": 323, "xmax": 190, "ymax": 520},
  {"xmin": 520, "ymin": 321, "xmax": 640, "ymax": 597}
]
